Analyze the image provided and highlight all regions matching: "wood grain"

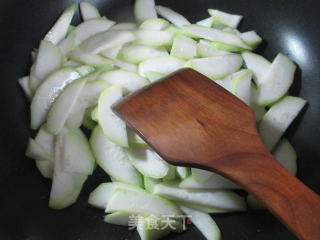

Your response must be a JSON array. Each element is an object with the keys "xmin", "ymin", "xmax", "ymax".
[{"xmin": 113, "ymin": 68, "xmax": 320, "ymax": 240}]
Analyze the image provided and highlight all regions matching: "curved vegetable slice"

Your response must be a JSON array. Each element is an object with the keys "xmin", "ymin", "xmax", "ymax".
[
  {"xmin": 100, "ymin": 45, "xmax": 123, "ymax": 59},
  {"xmin": 61, "ymin": 129, "xmax": 95, "ymax": 174},
  {"xmin": 78, "ymin": 30, "xmax": 135, "ymax": 54},
  {"xmin": 30, "ymin": 40, "xmax": 64, "ymax": 92},
  {"xmin": 241, "ymin": 51, "xmax": 271, "ymax": 85},
  {"xmin": 240, "ymin": 31, "xmax": 262, "ymax": 48},
  {"xmin": 144, "ymin": 176, "xmax": 161, "ymax": 193},
  {"xmin": 49, "ymin": 132, "xmax": 88, "ymax": 209},
  {"xmin": 140, "ymin": 18, "xmax": 170, "ymax": 30},
  {"xmin": 69, "ymin": 50, "xmax": 114, "ymax": 68},
  {"xmin": 106, "ymin": 188, "xmax": 182, "ymax": 216},
  {"xmin": 68, "ymin": 18, "xmax": 115, "ymax": 46},
  {"xmin": 137, "ymin": 215, "xmax": 172, "ymax": 240},
  {"xmin": 136, "ymin": 29, "xmax": 173, "ymax": 47},
  {"xmin": 186, "ymin": 54, "xmax": 243, "ymax": 79},
  {"xmin": 153, "ymin": 182, "xmax": 246, "ymax": 211},
  {"xmin": 26, "ymin": 138, "xmax": 52, "ymax": 161},
  {"xmin": 30, "ymin": 68, "xmax": 81, "ymax": 129},
  {"xmin": 134, "ymin": 0, "xmax": 157, "ymax": 23},
  {"xmin": 126, "ymin": 148, "xmax": 169, "ymax": 179},
  {"xmin": 44, "ymin": 4, "xmax": 77, "ymax": 44},
  {"xmin": 119, "ymin": 44, "xmax": 169, "ymax": 64},
  {"xmin": 180, "ymin": 205, "xmax": 222, "ymax": 240},
  {"xmin": 35, "ymin": 124, "xmax": 56, "ymax": 155},
  {"xmin": 196, "ymin": 17, "xmax": 214, "ymax": 28},
  {"xmin": 253, "ymin": 53, "xmax": 296, "ymax": 105},
  {"xmin": 98, "ymin": 86, "xmax": 128, "ymax": 147},
  {"xmin": 231, "ymin": 70, "xmax": 252, "ymax": 105},
  {"xmin": 176, "ymin": 167, "xmax": 190, "ymax": 179},
  {"xmin": 139, "ymin": 56, "xmax": 185, "ymax": 77},
  {"xmin": 18, "ymin": 76, "xmax": 32, "ymax": 100},
  {"xmin": 145, "ymin": 71, "xmax": 164, "ymax": 83},
  {"xmin": 47, "ymin": 79, "xmax": 86, "ymax": 134},
  {"xmin": 259, "ymin": 96, "xmax": 306, "ymax": 150},
  {"xmin": 179, "ymin": 174, "xmax": 241, "ymax": 190},
  {"xmin": 273, "ymin": 138, "xmax": 297, "ymax": 175},
  {"xmin": 59, "ymin": 32, "xmax": 76, "ymax": 54},
  {"xmin": 114, "ymin": 59, "xmax": 138, "ymax": 73},
  {"xmin": 191, "ymin": 168, "xmax": 213, "ymax": 183},
  {"xmin": 208, "ymin": 9, "xmax": 242, "ymax": 28},
  {"xmin": 155, "ymin": 5, "xmax": 190, "ymax": 27},
  {"xmin": 49, "ymin": 170, "xmax": 88, "ymax": 209},
  {"xmin": 90, "ymin": 126, "xmax": 141, "ymax": 185},
  {"xmin": 100, "ymin": 70, "xmax": 149, "ymax": 94},
  {"xmin": 66, "ymin": 80, "xmax": 109, "ymax": 129},
  {"xmin": 80, "ymin": 2, "xmax": 101, "ymax": 21},
  {"xmin": 183, "ymin": 24, "xmax": 250, "ymax": 50},
  {"xmin": 171, "ymin": 35, "xmax": 197, "ymax": 60},
  {"xmin": 127, "ymin": 129, "xmax": 148, "ymax": 148},
  {"xmin": 35, "ymin": 160, "xmax": 54, "ymax": 179},
  {"xmin": 197, "ymin": 40, "xmax": 230, "ymax": 57},
  {"xmin": 88, "ymin": 182, "xmax": 143, "ymax": 209}
]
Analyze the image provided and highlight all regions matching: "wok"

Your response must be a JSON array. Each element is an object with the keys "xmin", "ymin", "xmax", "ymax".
[{"xmin": 0, "ymin": 0, "xmax": 319, "ymax": 239}]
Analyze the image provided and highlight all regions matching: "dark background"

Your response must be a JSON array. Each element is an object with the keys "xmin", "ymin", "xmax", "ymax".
[{"xmin": 0, "ymin": 0, "xmax": 319, "ymax": 239}]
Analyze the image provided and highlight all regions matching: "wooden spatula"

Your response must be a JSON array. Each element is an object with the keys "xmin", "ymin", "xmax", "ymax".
[{"xmin": 112, "ymin": 68, "xmax": 320, "ymax": 240}]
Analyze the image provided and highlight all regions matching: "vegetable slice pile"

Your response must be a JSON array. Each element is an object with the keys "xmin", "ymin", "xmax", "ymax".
[{"xmin": 20, "ymin": 1, "xmax": 307, "ymax": 240}]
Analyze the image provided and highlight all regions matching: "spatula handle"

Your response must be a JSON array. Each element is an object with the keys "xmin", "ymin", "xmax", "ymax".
[{"xmin": 211, "ymin": 153, "xmax": 320, "ymax": 240}]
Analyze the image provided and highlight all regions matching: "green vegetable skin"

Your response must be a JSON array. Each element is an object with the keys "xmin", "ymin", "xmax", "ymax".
[{"xmin": 19, "ymin": 1, "xmax": 306, "ymax": 240}]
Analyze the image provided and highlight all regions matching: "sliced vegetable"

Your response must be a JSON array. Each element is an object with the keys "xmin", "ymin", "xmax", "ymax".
[
  {"xmin": 44, "ymin": 4, "xmax": 77, "ymax": 44},
  {"xmin": 88, "ymin": 182, "xmax": 143, "ymax": 209},
  {"xmin": 26, "ymin": 138, "xmax": 53, "ymax": 161},
  {"xmin": 30, "ymin": 40, "xmax": 64, "ymax": 92},
  {"xmin": 144, "ymin": 176, "xmax": 161, "ymax": 193},
  {"xmin": 208, "ymin": 9, "xmax": 242, "ymax": 28},
  {"xmin": 253, "ymin": 54, "xmax": 296, "ymax": 105},
  {"xmin": 176, "ymin": 167, "xmax": 190, "ymax": 179},
  {"xmin": 197, "ymin": 40, "xmax": 230, "ymax": 57},
  {"xmin": 196, "ymin": 17, "xmax": 214, "ymax": 28},
  {"xmin": 155, "ymin": 5, "xmax": 190, "ymax": 27},
  {"xmin": 183, "ymin": 24, "xmax": 250, "ymax": 50},
  {"xmin": 186, "ymin": 54, "xmax": 243, "ymax": 79},
  {"xmin": 241, "ymin": 51, "xmax": 271, "ymax": 85},
  {"xmin": 170, "ymin": 35, "xmax": 197, "ymax": 60},
  {"xmin": 100, "ymin": 70, "xmax": 149, "ymax": 94},
  {"xmin": 153, "ymin": 182, "xmax": 246, "ymax": 211},
  {"xmin": 126, "ymin": 148, "xmax": 170, "ymax": 179},
  {"xmin": 137, "ymin": 215, "xmax": 172, "ymax": 240},
  {"xmin": 139, "ymin": 56, "xmax": 185, "ymax": 77},
  {"xmin": 61, "ymin": 129, "xmax": 95, "ymax": 174},
  {"xmin": 97, "ymin": 86, "xmax": 128, "ymax": 147},
  {"xmin": 179, "ymin": 174, "xmax": 241, "ymax": 190},
  {"xmin": 136, "ymin": 29, "xmax": 173, "ymax": 47},
  {"xmin": 134, "ymin": 0, "xmax": 157, "ymax": 23},
  {"xmin": 80, "ymin": 2, "xmax": 101, "ymax": 21},
  {"xmin": 140, "ymin": 18, "xmax": 170, "ymax": 30},
  {"xmin": 273, "ymin": 138, "xmax": 297, "ymax": 175},
  {"xmin": 259, "ymin": 96, "xmax": 306, "ymax": 150},
  {"xmin": 47, "ymin": 78, "xmax": 86, "ymax": 134},
  {"xmin": 180, "ymin": 205, "xmax": 222, "ymax": 240},
  {"xmin": 106, "ymin": 188, "xmax": 182, "ymax": 216},
  {"xmin": 90, "ymin": 126, "xmax": 141, "ymax": 185},
  {"xmin": 30, "ymin": 68, "xmax": 81, "ymax": 129},
  {"xmin": 77, "ymin": 30, "xmax": 135, "ymax": 54},
  {"xmin": 18, "ymin": 76, "xmax": 32, "ymax": 100},
  {"xmin": 119, "ymin": 44, "xmax": 169, "ymax": 64}
]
